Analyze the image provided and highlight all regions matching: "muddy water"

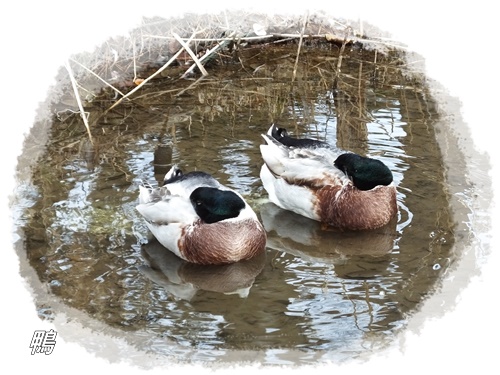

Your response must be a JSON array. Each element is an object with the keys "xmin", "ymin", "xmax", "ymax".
[{"xmin": 14, "ymin": 43, "xmax": 461, "ymax": 363}]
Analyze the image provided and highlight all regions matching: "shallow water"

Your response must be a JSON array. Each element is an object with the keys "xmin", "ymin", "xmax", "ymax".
[{"xmin": 14, "ymin": 41, "xmax": 463, "ymax": 363}]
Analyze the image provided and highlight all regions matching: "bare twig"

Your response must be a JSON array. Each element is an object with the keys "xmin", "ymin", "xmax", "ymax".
[
  {"xmin": 65, "ymin": 60, "xmax": 93, "ymax": 143},
  {"xmin": 181, "ymin": 32, "xmax": 235, "ymax": 78},
  {"xmin": 143, "ymin": 32, "xmax": 405, "ymax": 50},
  {"xmin": 172, "ymin": 32, "xmax": 209, "ymax": 76},
  {"xmin": 132, "ymin": 37, "xmax": 138, "ymax": 83},
  {"xmin": 143, "ymin": 34, "xmax": 272, "ymax": 42},
  {"xmin": 108, "ymin": 30, "xmax": 199, "ymax": 110},
  {"xmin": 69, "ymin": 58, "xmax": 126, "ymax": 97}
]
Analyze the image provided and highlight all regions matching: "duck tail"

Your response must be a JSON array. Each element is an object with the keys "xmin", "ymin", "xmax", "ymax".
[
  {"xmin": 138, "ymin": 184, "xmax": 153, "ymax": 205},
  {"xmin": 265, "ymin": 124, "xmax": 275, "ymax": 136}
]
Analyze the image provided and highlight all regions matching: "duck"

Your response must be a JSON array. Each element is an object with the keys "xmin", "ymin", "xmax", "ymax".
[
  {"xmin": 259, "ymin": 124, "xmax": 398, "ymax": 231},
  {"xmin": 136, "ymin": 165, "xmax": 267, "ymax": 265}
]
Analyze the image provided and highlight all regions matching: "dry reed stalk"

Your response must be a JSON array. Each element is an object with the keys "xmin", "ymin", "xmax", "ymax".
[
  {"xmin": 172, "ymin": 32, "xmax": 209, "ymax": 76},
  {"xmin": 180, "ymin": 32, "xmax": 237, "ymax": 78},
  {"xmin": 143, "ymin": 34, "xmax": 272, "ymax": 43},
  {"xmin": 69, "ymin": 58, "xmax": 126, "ymax": 97},
  {"xmin": 65, "ymin": 60, "xmax": 93, "ymax": 143},
  {"xmin": 132, "ymin": 38, "xmax": 138, "ymax": 83},
  {"xmin": 292, "ymin": 11, "xmax": 309, "ymax": 82},
  {"xmin": 108, "ymin": 30, "xmax": 200, "ymax": 110},
  {"xmin": 142, "ymin": 32, "xmax": 406, "ymax": 52}
]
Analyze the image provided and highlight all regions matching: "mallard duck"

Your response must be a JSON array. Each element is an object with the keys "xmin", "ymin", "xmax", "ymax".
[
  {"xmin": 259, "ymin": 124, "xmax": 398, "ymax": 230},
  {"xmin": 136, "ymin": 165, "xmax": 267, "ymax": 265}
]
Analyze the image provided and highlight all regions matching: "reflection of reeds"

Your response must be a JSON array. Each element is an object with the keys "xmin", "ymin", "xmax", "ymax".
[
  {"xmin": 332, "ymin": 28, "xmax": 350, "ymax": 91},
  {"xmin": 44, "ymin": 15, "xmax": 421, "ymax": 219},
  {"xmin": 60, "ymin": 12, "xmax": 405, "ymax": 132},
  {"xmin": 292, "ymin": 11, "xmax": 309, "ymax": 83},
  {"xmin": 56, "ymin": 34, "xmax": 413, "ymax": 183}
]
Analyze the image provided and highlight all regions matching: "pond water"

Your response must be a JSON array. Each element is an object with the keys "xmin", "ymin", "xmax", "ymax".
[{"xmin": 13, "ymin": 35, "xmax": 466, "ymax": 365}]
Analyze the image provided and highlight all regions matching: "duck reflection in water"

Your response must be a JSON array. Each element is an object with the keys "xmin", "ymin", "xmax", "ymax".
[
  {"xmin": 259, "ymin": 201, "xmax": 398, "ymax": 265},
  {"xmin": 139, "ymin": 239, "xmax": 266, "ymax": 301}
]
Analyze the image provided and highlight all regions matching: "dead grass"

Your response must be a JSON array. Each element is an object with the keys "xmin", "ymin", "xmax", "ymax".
[{"xmin": 60, "ymin": 11, "xmax": 408, "ymax": 141}]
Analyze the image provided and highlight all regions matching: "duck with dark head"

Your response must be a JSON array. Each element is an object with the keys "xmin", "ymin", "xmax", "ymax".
[
  {"xmin": 259, "ymin": 124, "xmax": 397, "ymax": 231},
  {"xmin": 137, "ymin": 165, "xmax": 267, "ymax": 265}
]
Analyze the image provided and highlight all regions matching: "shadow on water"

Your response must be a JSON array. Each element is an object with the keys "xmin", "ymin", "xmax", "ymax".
[{"xmin": 12, "ymin": 14, "xmax": 470, "ymax": 365}]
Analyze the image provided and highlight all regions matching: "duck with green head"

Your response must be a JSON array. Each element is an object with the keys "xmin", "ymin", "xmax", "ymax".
[
  {"xmin": 259, "ymin": 124, "xmax": 398, "ymax": 230},
  {"xmin": 137, "ymin": 165, "xmax": 267, "ymax": 265}
]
